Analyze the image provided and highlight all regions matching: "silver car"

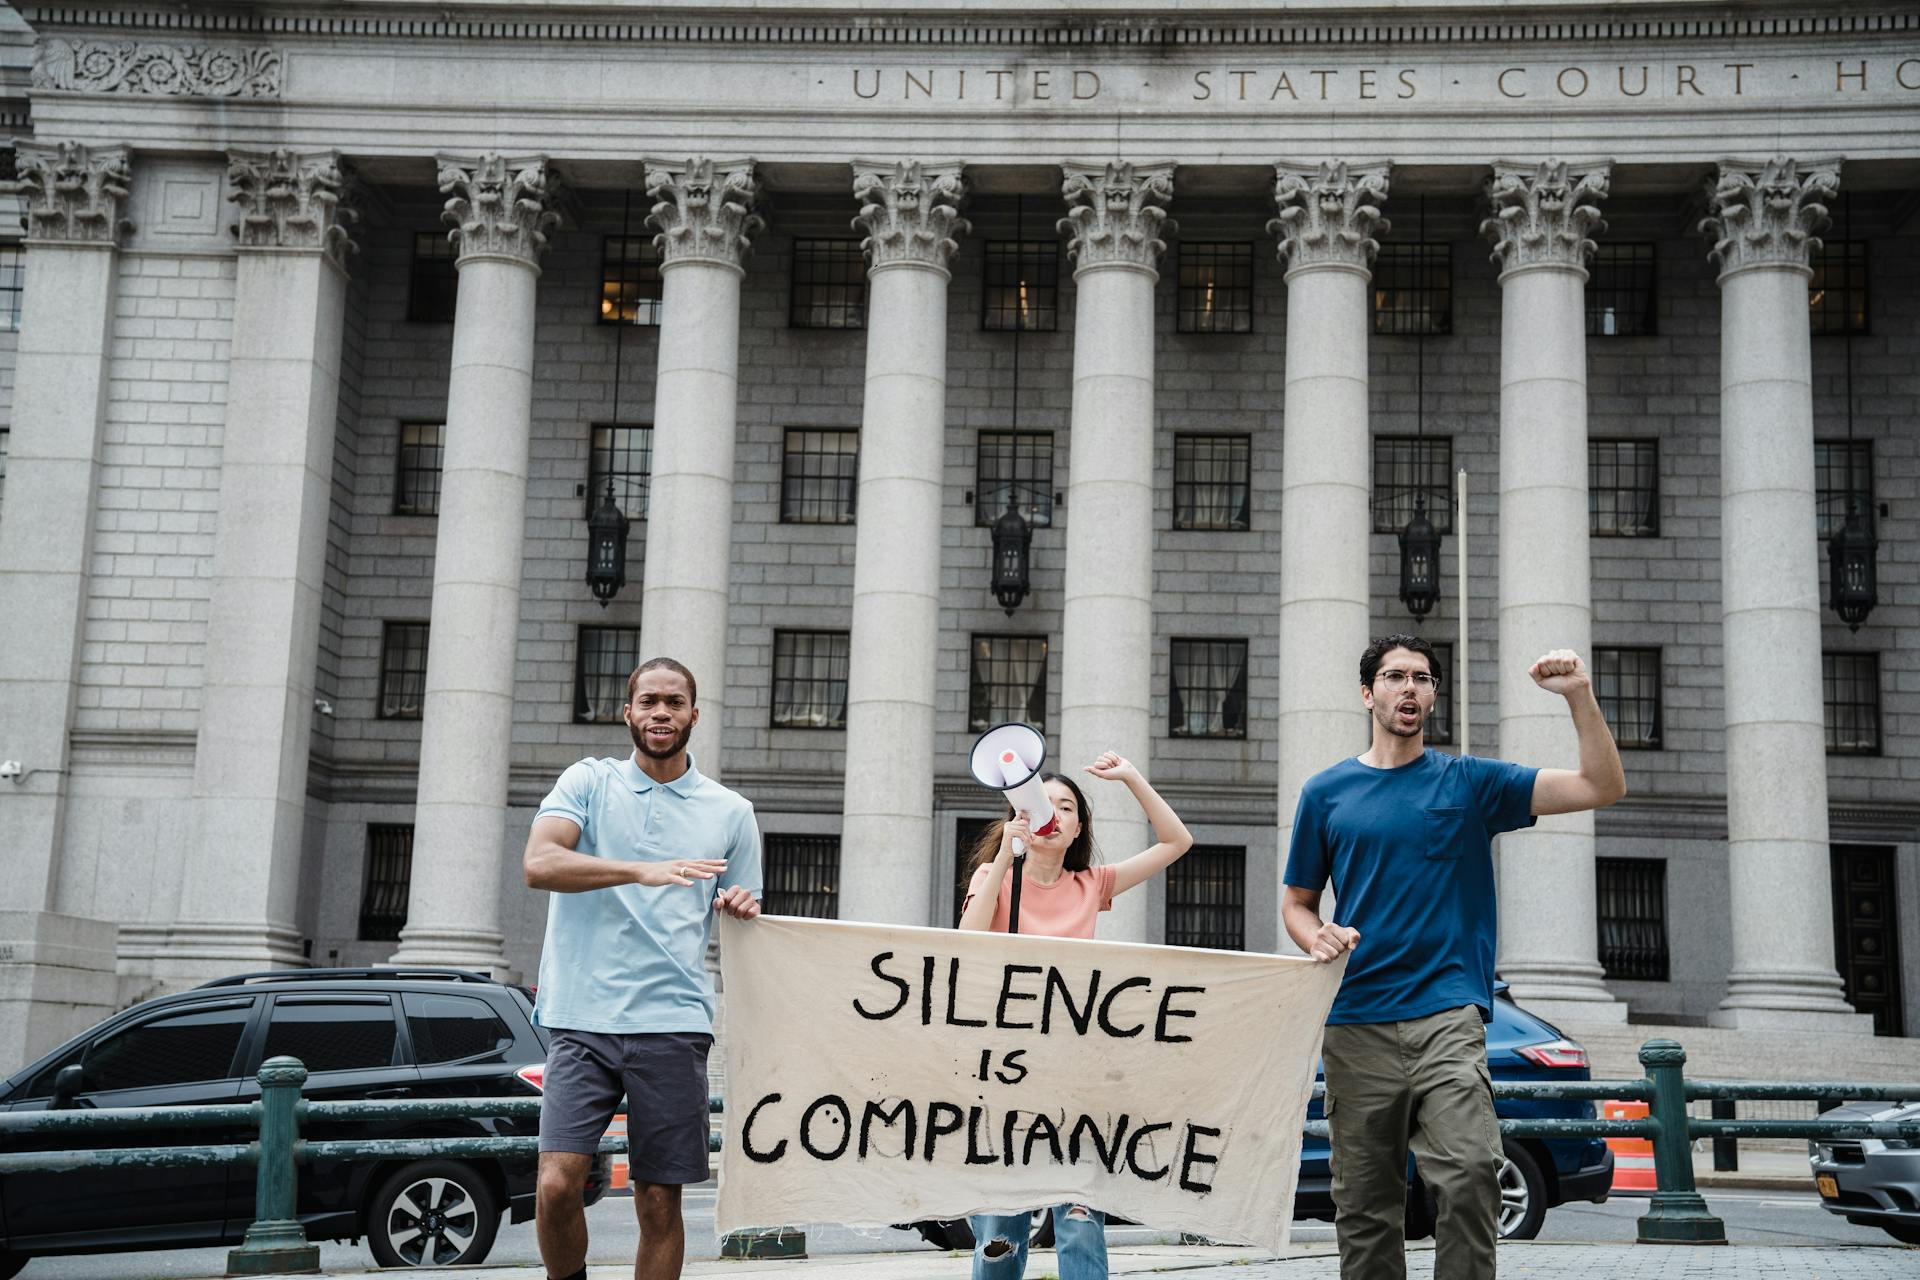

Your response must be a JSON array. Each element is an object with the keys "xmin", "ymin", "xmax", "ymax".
[{"xmin": 1808, "ymin": 1099, "xmax": 1920, "ymax": 1245}]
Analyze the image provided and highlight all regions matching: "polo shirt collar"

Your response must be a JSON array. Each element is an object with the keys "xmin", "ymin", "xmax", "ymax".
[{"xmin": 618, "ymin": 752, "xmax": 704, "ymax": 796}]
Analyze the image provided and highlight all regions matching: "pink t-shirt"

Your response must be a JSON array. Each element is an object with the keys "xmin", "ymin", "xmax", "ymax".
[{"xmin": 963, "ymin": 863, "xmax": 1117, "ymax": 939}]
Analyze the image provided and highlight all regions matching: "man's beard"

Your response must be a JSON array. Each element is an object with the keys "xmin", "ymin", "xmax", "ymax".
[
  {"xmin": 630, "ymin": 719, "xmax": 694, "ymax": 759},
  {"xmin": 1376, "ymin": 702, "xmax": 1425, "ymax": 739}
]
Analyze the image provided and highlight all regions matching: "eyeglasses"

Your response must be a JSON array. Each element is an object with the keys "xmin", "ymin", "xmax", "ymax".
[{"xmin": 1375, "ymin": 670, "xmax": 1439, "ymax": 692}]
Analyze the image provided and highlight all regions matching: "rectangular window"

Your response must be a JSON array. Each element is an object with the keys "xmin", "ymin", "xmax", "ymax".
[
  {"xmin": 771, "ymin": 630, "xmax": 851, "ymax": 729},
  {"xmin": 358, "ymin": 824, "xmax": 414, "ymax": 942},
  {"xmin": 1176, "ymin": 242, "xmax": 1255, "ymax": 334},
  {"xmin": 1372, "ymin": 243, "xmax": 1451, "ymax": 335},
  {"xmin": 780, "ymin": 428, "xmax": 859, "ymax": 524},
  {"xmin": 1585, "ymin": 243, "xmax": 1657, "ymax": 337},
  {"xmin": 393, "ymin": 422, "xmax": 445, "ymax": 516},
  {"xmin": 406, "ymin": 232, "xmax": 458, "ymax": 323},
  {"xmin": 1594, "ymin": 647, "xmax": 1662, "ymax": 749},
  {"xmin": 83, "ymin": 1005, "xmax": 252, "ymax": 1093},
  {"xmin": 576, "ymin": 626, "xmax": 640, "ymax": 724},
  {"xmin": 1172, "ymin": 434, "xmax": 1252, "ymax": 531},
  {"xmin": 1597, "ymin": 857, "xmax": 1669, "ymax": 982},
  {"xmin": 403, "ymin": 991, "xmax": 514, "ymax": 1065},
  {"xmin": 1426, "ymin": 642, "xmax": 1454, "ymax": 746},
  {"xmin": 1814, "ymin": 440, "xmax": 1874, "ymax": 541},
  {"xmin": 600, "ymin": 234, "xmax": 663, "ymax": 326},
  {"xmin": 1169, "ymin": 639, "xmax": 1248, "ymax": 739},
  {"xmin": 1371, "ymin": 436, "xmax": 1454, "ymax": 533},
  {"xmin": 0, "ymin": 243, "xmax": 21, "ymax": 331},
  {"xmin": 1810, "ymin": 240, "xmax": 1868, "ymax": 336},
  {"xmin": 1589, "ymin": 439, "xmax": 1660, "ymax": 537},
  {"xmin": 588, "ymin": 424, "xmax": 652, "ymax": 521},
  {"xmin": 1823, "ymin": 652, "xmax": 1880, "ymax": 756},
  {"xmin": 969, "ymin": 635, "xmax": 1048, "ymax": 732},
  {"xmin": 790, "ymin": 239, "xmax": 866, "ymax": 329},
  {"xmin": 982, "ymin": 240, "xmax": 1059, "ymax": 331},
  {"xmin": 976, "ymin": 432, "xmax": 1054, "ymax": 528},
  {"xmin": 1166, "ymin": 846, "xmax": 1246, "ymax": 951},
  {"xmin": 762, "ymin": 834, "xmax": 841, "ymax": 919},
  {"xmin": 378, "ymin": 622, "xmax": 429, "ymax": 720},
  {"xmin": 264, "ymin": 998, "xmax": 399, "ymax": 1074}
]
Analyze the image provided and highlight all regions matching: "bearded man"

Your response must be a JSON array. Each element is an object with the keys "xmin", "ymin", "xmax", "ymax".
[{"xmin": 522, "ymin": 656, "xmax": 762, "ymax": 1280}]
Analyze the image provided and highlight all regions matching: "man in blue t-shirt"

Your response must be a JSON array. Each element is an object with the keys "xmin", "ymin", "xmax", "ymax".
[
  {"xmin": 1282, "ymin": 633, "xmax": 1624, "ymax": 1280},
  {"xmin": 522, "ymin": 656, "xmax": 762, "ymax": 1280}
]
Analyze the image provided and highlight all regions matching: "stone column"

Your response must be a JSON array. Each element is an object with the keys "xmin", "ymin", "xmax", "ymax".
[
  {"xmin": 637, "ymin": 159, "xmax": 762, "ymax": 781},
  {"xmin": 1057, "ymin": 162, "xmax": 1172, "ymax": 943},
  {"xmin": 837, "ymin": 161, "xmax": 968, "ymax": 925},
  {"xmin": 389, "ymin": 155, "xmax": 557, "ymax": 973},
  {"xmin": 1482, "ymin": 160, "xmax": 1627, "ymax": 1023},
  {"xmin": 1700, "ymin": 157, "xmax": 1868, "ymax": 1030},
  {"xmin": 1270, "ymin": 161, "xmax": 1390, "ymax": 940},
  {"xmin": 0, "ymin": 141, "xmax": 129, "ymax": 1066},
  {"xmin": 157, "ymin": 152, "xmax": 357, "ymax": 981}
]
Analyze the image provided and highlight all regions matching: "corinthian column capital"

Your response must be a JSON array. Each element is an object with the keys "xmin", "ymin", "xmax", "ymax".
[
  {"xmin": 228, "ymin": 149, "xmax": 358, "ymax": 267},
  {"xmin": 645, "ymin": 157, "xmax": 763, "ymax": 272},
  {"xmin": 10, "ymin": 140, "xmax": 132, "ymax": 246},
  {"xmin": 1700, "ymin": 155, "xmax": 1842, "ymax": 278},
  {"xmin": 1270, "ymin": 160, "xmax": 1391, "ymax": 275},
  {"xmin": 1481, "ymin": 160, "xmax": 1610, "ymax": 277},
  {"xmin": 1058, "ymin": 161, "xmax": 1174, "ymax": 275},
  {"xmin": 436, "ymin": 153, "xmax": 559, "ymax": 269},
  {"xmin": 851, "ymin": 160, "xmax": 969, "ymax": 275}
]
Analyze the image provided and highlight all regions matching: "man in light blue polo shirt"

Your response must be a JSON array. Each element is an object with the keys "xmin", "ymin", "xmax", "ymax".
[{"xmin": 522, "ymin": 656, "xmax": 761, "ymax": 1280}]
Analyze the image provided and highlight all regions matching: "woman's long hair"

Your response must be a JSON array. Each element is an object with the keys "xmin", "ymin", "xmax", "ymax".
[{"xmin": 965, "ymin": 772, "xmax": 1098, "ymax": 875}]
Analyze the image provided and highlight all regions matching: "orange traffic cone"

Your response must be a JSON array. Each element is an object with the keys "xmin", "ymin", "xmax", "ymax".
[
  {"xmin": 606, "ymin": 1112, "xmax": 631, "ymax": 1194},
  {"xmin": 1604, "ymin": 1100, "xmax": 1656, "ymax": 1195}
]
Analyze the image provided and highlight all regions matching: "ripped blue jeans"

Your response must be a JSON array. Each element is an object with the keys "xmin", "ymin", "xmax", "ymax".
[{"xmin": 969, "ymin": 1204, "xmax": 1107, "ymax": 1280}]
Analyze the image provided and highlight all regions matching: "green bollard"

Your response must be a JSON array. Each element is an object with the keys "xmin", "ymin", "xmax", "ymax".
[
  {"xmin": 227, "ymin": 1056, "xmax": 321, "ymax": 1275},
  {"xmin": 1634, "ymin": 1039, "xmax": 1727, "ymax": 1245}
]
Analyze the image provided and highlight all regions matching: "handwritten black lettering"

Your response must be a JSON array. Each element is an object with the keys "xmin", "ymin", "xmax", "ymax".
[
  {"xmin": 1155, "ymin": 986, "xmax": 1205, "ymax": 1043},
  {"xmin": 1127, "ymin": 1121, "xmax": 1174, "ymax": 1180},
  {"xmin": 742, "ymin": 1092, "xmax": 787, "ymax": 1163},
  {"xmin": 800, "ymin": 1095, "xmax": 851, "ymax": 1160},
  {"xmin": 1097, "ymin": 975, "xmax": 1151, "ymax": 1037},
  {"xmin": 854, "ymin": 951, "xmax": 910, "ymax": 1020},
  {"xmin": 1179, "ymin": 1124, "xmax": 1224, "ymax": 1193},
  {"xmin": 1068, "ymin": 1112, "xmax": 1131, "ymax": 1173},
  {"xmin": 923, "ymin": 1101, "xmax": 966, "ymax": 1161},
  {"xmin": 997, "ymin": 964, "xmax": 1043, "ymax": 1028},
  {"xmin": 858, "ymin": 1098, "xmax": 917, "ymax": 1159}
]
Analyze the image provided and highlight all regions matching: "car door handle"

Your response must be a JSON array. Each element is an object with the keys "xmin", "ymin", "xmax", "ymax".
[{"xmin": 366, "ymin": 1087, "xmax": 413, "ymax": 1099}]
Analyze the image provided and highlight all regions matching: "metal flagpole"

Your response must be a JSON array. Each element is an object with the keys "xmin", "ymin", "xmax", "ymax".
[{"xmin": 1457, "ymin": 467, "xmax": 1469, "ymax": 753}]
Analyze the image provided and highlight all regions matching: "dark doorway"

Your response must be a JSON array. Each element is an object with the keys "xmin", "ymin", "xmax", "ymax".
[{"xmin": 1830, "ymin": 845, "xmax": 1904, "ymax": 1037}]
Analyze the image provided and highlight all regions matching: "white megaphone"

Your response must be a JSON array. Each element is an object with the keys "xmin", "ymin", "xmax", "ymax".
[{"xmin": 968, "ymin": 722, "xmax": 1059, "ymax": 856}]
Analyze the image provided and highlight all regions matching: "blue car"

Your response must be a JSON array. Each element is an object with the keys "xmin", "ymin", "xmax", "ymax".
[{"xmin": 1296, "ymin": 984, "xmax": 1614, "ymax": 1240}]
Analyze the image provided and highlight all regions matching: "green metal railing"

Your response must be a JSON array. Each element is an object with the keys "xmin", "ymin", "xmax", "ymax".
[{"xmin": 1, "ymin": 1039, "xmax": 1916, "ymax": 1272}]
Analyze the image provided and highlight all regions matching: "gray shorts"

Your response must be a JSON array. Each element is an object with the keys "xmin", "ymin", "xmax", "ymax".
[{"xmin": 538, "ymin": 1029, "xmax": 713, "ymax": 1185}]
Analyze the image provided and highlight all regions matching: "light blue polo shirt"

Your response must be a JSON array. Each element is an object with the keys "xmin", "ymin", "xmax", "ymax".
[{"xmin": 532, "ymin": 753, "xmax": 762, "ymax": 1035}]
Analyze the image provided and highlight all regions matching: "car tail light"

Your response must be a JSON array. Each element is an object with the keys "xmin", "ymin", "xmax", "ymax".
[
  {"xmin": 516, "ymin": 1064, "xmax": 546, "ymax": 1092},
  {"xmin": 1516, "ymin": 1039, "xmax": 1588, "ymax": 1070}
]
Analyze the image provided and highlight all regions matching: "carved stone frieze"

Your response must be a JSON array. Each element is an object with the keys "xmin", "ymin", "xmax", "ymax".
[
  {"xmin": 437, "ymin": 154, "xmax": 559, "ymax": 268},
  {"xmin": 1058, "ymin": 161, "xmax": 1174, "ymax": 273},
  {"xmin": 1481, "ymin": 160, "xmax": 1610, "ymax": 275},
  {"xmin": 10, "ymin": 140, "xmax": 132, "ymax": 246},
  {"xmin": 1700, "ymin": 155, "xmax": 1842, "ymax": 277},
  {"xmin": 645, "ymin": 158, "xmax": 763, "ymax": 270},
  {"xmin": 850, "ymin": 160, "xmax": 969, "ymax": 274},
  {"xmin": 228, "ymin": 149, "xmax": 358, "ymax": 265},
  {"xmin": 33, "ymin": 38, "xmax": 281, "ymax": 98},
  {"xmin": 1270, "ymin": 160, "xmax": 1391, "ymax": 273}
]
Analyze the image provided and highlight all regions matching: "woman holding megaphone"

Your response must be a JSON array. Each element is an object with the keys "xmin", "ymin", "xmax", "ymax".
[{"xmin": 955, "ymin": 749, "xmax": 1193, "ymax": 1280}]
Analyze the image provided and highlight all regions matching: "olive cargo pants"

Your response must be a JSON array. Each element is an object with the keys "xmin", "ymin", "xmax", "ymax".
[{"xmin": 1322, "ymin": 1004, "xmax": 1501, "ymax": 1280}]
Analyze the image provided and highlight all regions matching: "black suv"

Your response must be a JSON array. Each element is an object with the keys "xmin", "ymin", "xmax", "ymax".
[{"xmin": 0, "ymin": 968, "xmax": 607, "ymax": 1276}]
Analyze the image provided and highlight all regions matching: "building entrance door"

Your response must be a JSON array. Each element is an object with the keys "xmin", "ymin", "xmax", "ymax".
[{"xmin": 1830, "ymin": 845, "xmax": 1904, "ymax": 1037}]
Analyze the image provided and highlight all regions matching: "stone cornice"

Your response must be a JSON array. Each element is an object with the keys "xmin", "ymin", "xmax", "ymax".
[
  {"xmin": 645, "ymin": 157, "xmax": 762, "ymax": 271},
  {"xmin": 1481, "ymin": 159, "xmax": 1610, "ymax": 277},
  {"xmin": 228, "ymin": 148, "xmax": 357, "ymax": 265},
  {"xmin": 438, "ymin": 152, "xmax": 560, "ymax": 268},
  {"xmin": 23, "ymin": 6, "xmax": 1917, "ymax": 49},
  {"xmin": 11, "ymin": 139, "xmax": 131, "ymax": 246},
  {"xmin": 1270, "ymin": 159, "xmax": 1390, "ymax": 275},
  {"xmin": 33, "ymin": 36, "xmax": 281, "ymax": 97},
  {"xmin": 1699, "ymin": 154, "xmax": 1841, "ymax": 278},
  {"xmin": 851, "ymin": 159, "xmax": 968, "ymax": 275},
  {"xmin": 1059, "ymin": 160, "xmax": 1173, "ymax": 275}
]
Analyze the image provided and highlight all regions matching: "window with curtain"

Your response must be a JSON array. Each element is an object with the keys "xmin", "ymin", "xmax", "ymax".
[
  {"xmin": 576, "ymin": 627, "xmax": 640, "ymax": 724},
  {"xmin": 1371, "ymin": 436, "xmax": 1454, "ymax": 533},
  {"xmin": 1172, "ymin": 434, "xmax": 1252, "ymax": 531},
  {"xmin": 1169, "ymin": 639, "xmax": 1248, "ymax": 739},
  {"xmin": 969, "ymin": 635, "xmax": 1048, "ymax": 731},
  {"xmin": 771, "ymin": 631, "xmax": 851, "ymax": 729}
]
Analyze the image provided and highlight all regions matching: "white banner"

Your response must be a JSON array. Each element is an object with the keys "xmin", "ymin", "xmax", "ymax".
[{"xmin": 715, "ymin": 916, "xmax": 1344, "ymax": 1253}]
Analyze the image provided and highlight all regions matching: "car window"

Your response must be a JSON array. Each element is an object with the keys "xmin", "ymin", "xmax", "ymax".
[
  {"xmin": 13, "ymin": 1043, "xmax": 86, "ymax": 1101},
  {"xmin": 263, "ymin": 998, "xmax": 400, "ymax": 1073},
  {"xmin": 403, "ymin": 992, "xmax": 515, "ymax": 1065},
  {"xmin": 83, "ymin": 1003, "xmax": 253, "ymax": 1093}
]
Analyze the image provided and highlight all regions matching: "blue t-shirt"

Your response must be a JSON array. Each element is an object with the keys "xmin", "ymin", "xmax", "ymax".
[
  {"xmin": 1283, "ymin": 750, "xmax": 1538, "ymax": 1026},
  {"xmin": 532, "ymin": 753, "xmax": 762, "ymax": 1035}
]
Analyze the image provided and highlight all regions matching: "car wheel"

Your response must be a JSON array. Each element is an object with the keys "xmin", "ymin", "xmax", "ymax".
[
  {"xmin": 1884, "ymin": 1223, "xmax": 1920, "ymax": 1246},
  {"xmin": 367, "ymin": 1160, "xmax": 500, "ymax": 1268},
  {"xmin": 1496, "ymin": 1141, "xmax": 1549, "ymax": 1241},
  {"xmin": 0, "ymin": 1252, "xmax": 26, "ymax": 1280},
  {"xmin": 1028, "ymin": 1207, "xmax": 1055, "ymax": 1250}
]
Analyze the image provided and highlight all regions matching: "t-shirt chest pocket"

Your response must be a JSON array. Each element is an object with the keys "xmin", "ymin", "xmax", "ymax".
[{"xmin": 1424, "ymin": 806, "xmax": 1466, "ymax": 859}]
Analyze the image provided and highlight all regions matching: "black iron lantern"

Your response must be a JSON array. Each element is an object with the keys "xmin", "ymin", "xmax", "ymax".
[
  {"xmin": 1829, "ymin": 498, "xmax": 1877, "ymax": 631},
  {"xmin": 586, "ymin": 478, "xmax": 629, "ymax": 606},
  {"xmin": 1398, "ymin": 494, "xmax": 1441, "ymax": 619},
  {"xmin": 991, "ymin": 501, "xmax": 1032, "ymax": 615}
]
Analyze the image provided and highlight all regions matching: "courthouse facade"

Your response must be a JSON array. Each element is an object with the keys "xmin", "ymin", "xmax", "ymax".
[{"xmin": 1, "ymin": 0, "xmax": 1918, "ymax": 1072}]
